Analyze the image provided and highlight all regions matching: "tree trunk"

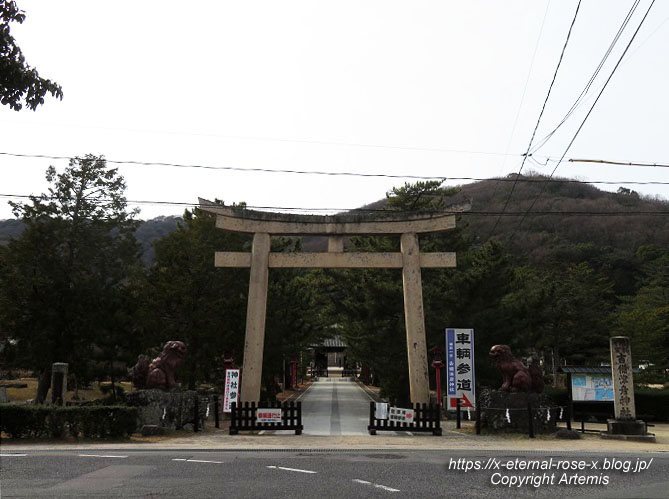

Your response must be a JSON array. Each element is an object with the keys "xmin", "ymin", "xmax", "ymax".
[
  {"xmin": 110, "ymin": 362, "xmax": 117, "ymax": 403},
  {"xmin": 35, "ymin": 367, "xmax": 51, "ymax": 404},
  {"xmin": 552, "ymin": 346, "xmax": 561, "ymax": 388}
]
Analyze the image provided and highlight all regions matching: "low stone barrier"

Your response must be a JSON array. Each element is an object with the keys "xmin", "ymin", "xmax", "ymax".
[{"xmin": 125, "ymin": 389, "xmax": 207, "ymax": 431}]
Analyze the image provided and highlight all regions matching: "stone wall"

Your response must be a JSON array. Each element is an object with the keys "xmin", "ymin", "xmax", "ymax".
[
  {"xmin": 479, "ymin": 389, "xmax": 558, "ymax": 434},
  {"xmin": 125, "ymin": 390, "xmax": 208, "ymax": 430}
]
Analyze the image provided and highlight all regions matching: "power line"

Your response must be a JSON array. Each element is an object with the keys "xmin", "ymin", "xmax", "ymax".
[
  {"xmin": 488, "ymin": 0, "xmax": 583, "ymax": 240},
  {"xmin": 490, "ymin": 0, "xmax": 552, "ymax": 199},
  {"xmin": 568, "ymin": 158, "xmax": 669, "ymax": 168},
  {"xmin": 1, "ymin": 193, "xmax": 665, "ymax": 218},
  {"xmin": 1, "ymin": 151, "xmax": 667, "ymax": 186},
  {"xmin": 529, "ymin": 0, "xmax": 642, "ymax": 154},
  {"xmin": 528, "ymin": 11, "xmax": 669, "ymax": 156},
  {"xmin": 0, "ymin": 122, "xmax": 516, "ymax": 157},
  {"xmin": 511, "ymin": 0, "xmax": 658, "ymax": 237}
]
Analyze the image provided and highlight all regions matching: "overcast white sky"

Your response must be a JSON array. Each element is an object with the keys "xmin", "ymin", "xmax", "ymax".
[{"xmin": 1, "ymin": 0, "xmax": 668, "ymax": 220}]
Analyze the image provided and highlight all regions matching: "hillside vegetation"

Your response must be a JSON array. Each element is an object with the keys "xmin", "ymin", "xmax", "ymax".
[{"xmin": 1, "ymin": 170, "xmax": 667, "ymax": 403}]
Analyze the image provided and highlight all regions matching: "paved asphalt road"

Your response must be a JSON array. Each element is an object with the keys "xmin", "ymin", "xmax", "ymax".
[
  {"xmin": 3, "ymin": 381, "xmax": 667, "ymax": 497},
  {"xmin": 2, "ymin": 449, "xmax": 668, "ymax": 498}
]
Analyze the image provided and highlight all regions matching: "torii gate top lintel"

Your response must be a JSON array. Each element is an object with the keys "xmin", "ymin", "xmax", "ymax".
[
  {"xmin": 201, "ymin": 197, "xmax": 466, "ymax": 405},
  {"xmin": 198, "ymin": 198, "xmax": 469, "ymax": 235}
]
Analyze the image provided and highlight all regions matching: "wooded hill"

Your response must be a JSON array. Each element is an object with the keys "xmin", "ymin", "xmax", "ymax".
[{"xmin": 2, "ymin": 174, "xmax": 666, "ymax": 264}]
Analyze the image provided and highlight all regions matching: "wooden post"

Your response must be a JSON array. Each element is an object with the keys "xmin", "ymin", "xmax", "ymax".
[
  {"xmin": 456, "ymin": 398, "xmax": 461, "ymax": 429},
  {"xmin": 214, "ymin": 394, "xmax": 220, "ymax": 429},
  {"xmin": 475, "ymin": 393, "xmax": 481, "ymax": 435},
  {"xmin": 193, "ymin": 396, "xmax": 200, "ymax": 433}
]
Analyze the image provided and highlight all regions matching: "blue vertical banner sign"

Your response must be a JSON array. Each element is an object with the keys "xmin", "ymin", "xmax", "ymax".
[{"xmin": 445, "ymin": 328, "xmax": 475, "ymax": 410}]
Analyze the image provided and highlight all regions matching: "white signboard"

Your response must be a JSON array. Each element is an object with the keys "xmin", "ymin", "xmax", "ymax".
[
  {"xmin": 571, "ymin": 374, "xmax": 614, "ymax": 402},
  {"xmin": 446, "ymin": 328, "xmax": 476, "ymax": 410},
  {"xmin": 223, "ymin": 369, "xmax": 240, "ymax": 413},
  {"xmin": 374, "ymin": 403, "xmax": 389, "ymax": 420},
  {"xmin": 257, "ymin": 408, "xmax": 282, "ymax": 423},
  {"xmin": 388, "ymin": 406, "xmax": 415, "ymax": 423}
]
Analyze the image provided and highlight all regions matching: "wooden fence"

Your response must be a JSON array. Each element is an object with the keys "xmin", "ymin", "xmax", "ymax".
[
  {"xmin": 229, "ymin": 401, "xmax": 303, "ymax": 435},
  {"xmin": 367, "ymin": 402, "xmax": 442, "ymax": 436}
]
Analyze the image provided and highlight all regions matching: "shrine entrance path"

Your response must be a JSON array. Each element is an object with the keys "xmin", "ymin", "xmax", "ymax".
[{"xmin": 281, "ymin": 378, "xmax": 373, "ymax": 436}]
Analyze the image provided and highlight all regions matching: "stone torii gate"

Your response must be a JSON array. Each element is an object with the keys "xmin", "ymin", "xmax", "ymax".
[{"xmin": 200, "ymin": 200, "xmax": 461, "ymax": 405}]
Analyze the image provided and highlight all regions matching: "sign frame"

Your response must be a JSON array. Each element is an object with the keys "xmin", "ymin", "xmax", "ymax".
[
  {"xmin": 446, "ymin": 328, "xmax": 475, "ymax": 410},
  {"xmin": 256, "ymin": 408, "xmax": 283, "ymax": 423},
  {"xmin": 223, "ymin": 368, "xmax": 240, "ymax": 414}
]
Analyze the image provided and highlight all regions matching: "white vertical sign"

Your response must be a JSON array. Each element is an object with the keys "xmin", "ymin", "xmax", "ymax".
[
  {"xmin": 446, "ymin": 328, "xmax": 475, "ymax": 409},
  {"xmin": 223, "ymin": 369, "xmax": 240, "ymax": 413}
]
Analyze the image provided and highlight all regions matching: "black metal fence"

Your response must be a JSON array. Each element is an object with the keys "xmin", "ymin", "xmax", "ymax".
[
  {"xmin": 229, "ymin": 401, "xmax": 303, "ymax": 435},
  {"xmin": 368, "ymin": 402, "xmax": 442, "ymax": 436}
]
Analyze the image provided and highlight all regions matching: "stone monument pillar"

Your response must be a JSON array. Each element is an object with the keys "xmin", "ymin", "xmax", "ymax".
[
  {"xmin": 602, "ymin": 337, "xmax": 655, "ymax": 442},
  {"xmin": 50, "ymin": 362, "xmax": 68, "ymax": 406}
]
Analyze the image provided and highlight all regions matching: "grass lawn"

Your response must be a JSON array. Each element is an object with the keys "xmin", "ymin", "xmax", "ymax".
[{"xmin": 6, "ymin": 378, "xmax": 134, "ymax": 403}]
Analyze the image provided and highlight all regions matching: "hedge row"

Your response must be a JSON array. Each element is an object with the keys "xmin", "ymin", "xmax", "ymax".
[
  {"xmin": 0, "ymin": 405, "xmax": 138, "ymax": 439},
  {"xmin": 544, "ymin": 387, "xmax": 669, "ymax": 421}
]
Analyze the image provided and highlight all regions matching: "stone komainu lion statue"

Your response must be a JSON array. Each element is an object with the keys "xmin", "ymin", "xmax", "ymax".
[
  {"xmin": 131, "ymin": 341, "xmax": 187, "ymax": 390},
  {"xmin": 489, "ymin": 344, "xmax": 544, "ymax": 393}
]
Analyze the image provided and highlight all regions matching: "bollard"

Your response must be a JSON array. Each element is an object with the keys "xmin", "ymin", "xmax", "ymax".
[
  {"xmin": 194, "ymin": 396, "xmax": 200, "ymax": 433},
  {"xmin": 566, "ymin": 404, "xmax": 572, "ymax": 431},
  {"xmin": 527, "ymin": 402, "xmax": 535, "ymax": 439},
  {"xmin": 214, "ymin": 394, "xmax": 220, "ymax": 429},
  {"xmin": 456, "ymin": 398, "xmax": 461, "ymax": 429}
]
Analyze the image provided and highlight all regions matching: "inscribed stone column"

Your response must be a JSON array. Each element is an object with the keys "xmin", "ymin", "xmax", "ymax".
[
  {"xmin": 400, "ymin": 232, "xmax": 430, "ymax": 405},
  {"xmin": 610, "ymin": 336, "xmax": 636, "ymax": 420},
  {"xmin": 240, "ymin": 232, "xmax": 270, "ymax": 403},
  {"xmin": 603, "ymin": 336, "xmax": 654, "ymax": 440},
  {"xmin": 50, "ymin": 363, "xmax": 68, "ymax": 406}
]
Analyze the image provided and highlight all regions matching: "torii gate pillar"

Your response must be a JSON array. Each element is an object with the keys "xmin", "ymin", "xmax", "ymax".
[
  {"xmin": 240, "ymin": 232, "xmax": 270, "ymax": 404},
  {"xmin": 401, "ymin": 233, "xmax": 430, "ymax": 404}
]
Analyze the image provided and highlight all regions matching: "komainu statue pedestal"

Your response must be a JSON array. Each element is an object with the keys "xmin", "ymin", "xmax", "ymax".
[
  {"xmin": 126, "ymin": 389, "xmax": 206, "ymax": 431},
  {"xmin": 480, "ymin": 389, "xmax": 557, "ymax": 434}
]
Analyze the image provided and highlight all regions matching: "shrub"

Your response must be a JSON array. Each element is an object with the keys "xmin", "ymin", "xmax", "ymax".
[
  {"xmin": 544, "ymin": 387, "xmax": 669, "ymax": 422},
  {"xmin": 635, "ymin": 388, "xmax": 669, "ymax": 422},
  {"xmin": 0, "ymin": 405, "xmax": 137, "ymax": 439}
]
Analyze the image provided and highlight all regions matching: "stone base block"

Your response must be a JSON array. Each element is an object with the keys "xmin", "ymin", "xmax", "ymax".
[
  {"xmin": 126, "ymin": 390, "xmax": 206, "ymax": 430},
  {"xmin": 606, "ymin": 419, "xmax": 647, "ymax": 435},
  {"xmin": 479, "ymin": 389, "xmax": 557, "ymax": 434},
  {"xmin": 602, "ymin": 419, "xmax": 655, "ymax": 442}
]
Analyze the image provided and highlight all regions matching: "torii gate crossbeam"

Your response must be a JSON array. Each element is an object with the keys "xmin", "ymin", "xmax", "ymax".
[{"xmin": 200, "ymin": 200, "xmax": 464, "ymax": 405}]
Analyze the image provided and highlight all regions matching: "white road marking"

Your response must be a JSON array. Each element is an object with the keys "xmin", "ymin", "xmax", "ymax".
[
  {"xmin": 267, "ymin": 465, "xmax": 317, "ymax": 474},
  {"xmin": 353, "ymin": 478, "xmax": 400, "ymax": 493},
  {"xmin": 78, "ymin": 454, "xmax": 128, "ymax": 459},
  {"xmin": 172, "ymin": 458, "xmax": 223, "ymax": 464},
  {"xmin": 0, "ymin": 454, "xmax": 28, "ymax": 457}
]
